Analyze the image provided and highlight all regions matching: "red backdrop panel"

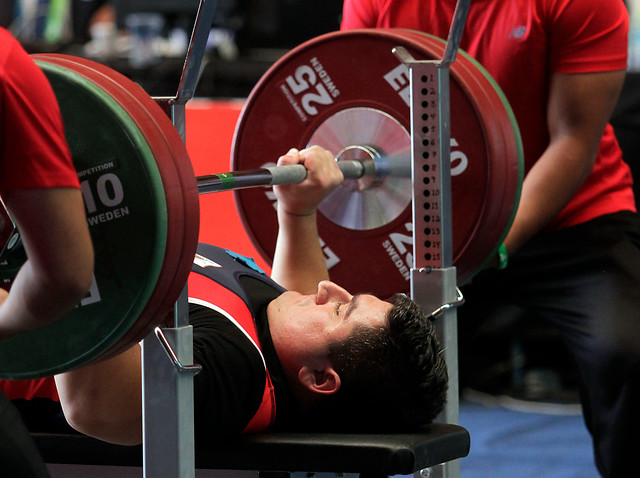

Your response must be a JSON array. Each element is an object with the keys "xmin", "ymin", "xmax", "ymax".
[{"xmin": 186, "ymin": 99, "xmax": 272, "ymax": 274}]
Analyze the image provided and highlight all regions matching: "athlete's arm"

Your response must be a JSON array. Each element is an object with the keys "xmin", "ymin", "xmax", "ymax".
[
  {"xmin": 55, "ymin": 344, "xmax": 143, "ymax": 445},
  {"xmin": 270, "ymin": 146, "xmax": 343, "ymax": 293}
]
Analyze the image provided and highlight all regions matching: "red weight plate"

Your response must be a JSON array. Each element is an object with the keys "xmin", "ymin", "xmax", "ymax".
[
  {"xmin": 33, "ymin": 55, "xmax": 199, "ymax": 359},
  {"xmin": 95, "ymin": 73, "xmax": 199, "ymax": 354},
  {"xmin": 232, "ymin": 29, "xmax": 523, "ymax": 298}
]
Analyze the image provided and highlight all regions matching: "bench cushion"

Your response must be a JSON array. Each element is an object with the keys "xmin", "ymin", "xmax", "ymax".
[{"xmin": 34, "ymin": 424, "xmax": 469, "ymax": 475}]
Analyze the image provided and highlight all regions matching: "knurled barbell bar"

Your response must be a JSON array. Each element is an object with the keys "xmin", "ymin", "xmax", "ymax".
[{"xmin": 196, "ymin": 154, "xmax": 411, "ymax": 193}]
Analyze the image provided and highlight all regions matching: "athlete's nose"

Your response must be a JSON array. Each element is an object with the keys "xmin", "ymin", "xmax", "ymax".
[{"xmin": 316, "ymin": 280, "xmax": 352, "ymax": 305}]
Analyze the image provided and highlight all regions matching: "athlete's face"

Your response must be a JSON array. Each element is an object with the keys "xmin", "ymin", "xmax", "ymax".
[{"xmin": 267, "ymin": 281, "xmax": 392, "ymax": 371}]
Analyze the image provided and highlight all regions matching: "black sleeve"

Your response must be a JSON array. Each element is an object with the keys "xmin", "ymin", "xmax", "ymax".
[{"xmin": 189, "ymin": 304, "xmax": 266, "ymax": 441}]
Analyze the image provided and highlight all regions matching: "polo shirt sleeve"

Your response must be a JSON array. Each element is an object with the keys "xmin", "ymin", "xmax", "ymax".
[
  {"xmin": 0, "ymin": 33, "xmax": 79, "ymax": 191},
  {"xmin": 341, "ymin": 0, "xmax": 380, "ymax": 29},
  {"xmin": 548, "ymin": 0, "xmax": 628, "ymax": 73}
]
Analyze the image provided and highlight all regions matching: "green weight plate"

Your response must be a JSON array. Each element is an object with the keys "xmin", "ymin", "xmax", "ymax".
[
  {"xmin": 54, "ymin": 56, "xmax": 199, "ymax": 346},
  {"xmin": 33, "ymin": 55, "xmax": 198, "ymax": 359},
  {"xmin": 0, "ymin": 61, "xmax": 168, "ymax": 379},
  {"xmin": 0, "ymin": 200, "xmax": 18, "ymax": 277}
]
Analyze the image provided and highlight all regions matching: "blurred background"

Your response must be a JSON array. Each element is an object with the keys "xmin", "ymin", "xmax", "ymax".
[
  {"xmin": 1, "ymin": 0, "xmax": 343, "ymax": 97},
  {"xmin": 5, "ymin": 1, "xmax": 640, "ymax": 476}
]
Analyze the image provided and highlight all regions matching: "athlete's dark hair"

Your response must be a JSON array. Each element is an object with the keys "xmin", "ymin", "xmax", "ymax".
[{"xmin": 311, "ymin": 293, "xmax": 448, "ymax": 432}]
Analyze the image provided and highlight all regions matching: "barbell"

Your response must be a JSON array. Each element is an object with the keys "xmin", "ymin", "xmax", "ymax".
[
  {"xmin": 0, "ymin": 28, "xmax": 522, "ymax": 379},
  {"xmin": 196, "ymin": 154, "xmax": 411, "ymax": 193}
]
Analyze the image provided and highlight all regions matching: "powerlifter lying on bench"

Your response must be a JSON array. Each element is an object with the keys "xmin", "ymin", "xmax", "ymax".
[{"xmin": 53, "ymin": 146, "xmax": 450, "ymax": 447}]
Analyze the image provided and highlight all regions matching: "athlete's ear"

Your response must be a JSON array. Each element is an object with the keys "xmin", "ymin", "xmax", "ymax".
[{"xmin": 298, "ymin": 365, "xmax": 341, "ymax": 395}]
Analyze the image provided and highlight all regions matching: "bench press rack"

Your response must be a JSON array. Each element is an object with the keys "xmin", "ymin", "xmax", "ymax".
[{"xmin": 34, "ymin": 0, "xmax": 472, "ymax": 477}]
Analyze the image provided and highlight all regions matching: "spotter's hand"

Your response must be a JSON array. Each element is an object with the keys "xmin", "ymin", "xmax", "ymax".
[{"xmin": 273, "ymin": 146, "xmax": 343, "ymax": 217}]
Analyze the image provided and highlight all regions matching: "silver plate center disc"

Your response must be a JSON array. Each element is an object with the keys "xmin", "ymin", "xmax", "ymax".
[{"xmin": 307, "ymin": 107, "xmax": 411, "ymax": 231}]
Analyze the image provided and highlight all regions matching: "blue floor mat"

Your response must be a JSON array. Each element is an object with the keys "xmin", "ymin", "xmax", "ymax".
[
  {"xmin": 457, "ymin": 398, "xmax": 598, "ymax": 477},
  {"xmin": 397, "ymin": 398, "xmax": 599, "ymax": 477}
]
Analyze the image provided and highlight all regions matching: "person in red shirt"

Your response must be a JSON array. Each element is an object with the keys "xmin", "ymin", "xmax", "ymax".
[
  {"xmin": 0, "ymin": 27, "xmax": 94, "ymax": 477},
  {"xmin": 342, "ymin": 1, "xmax": 639, "ymax": 476},
  {"xmin": 0, "ymin": 28, "xmax": 94, "ymax": 339}
]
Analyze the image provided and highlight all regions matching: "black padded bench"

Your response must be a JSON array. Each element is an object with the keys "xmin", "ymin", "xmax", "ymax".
[{"xmin": 33, "ymin": 424, "xmax": 470, "ymax": 477}]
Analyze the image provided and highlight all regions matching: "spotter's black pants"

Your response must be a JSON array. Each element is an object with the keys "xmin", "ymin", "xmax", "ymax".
[
  {"xmin": 459, "ymin": 211, "xmax": 640, "ymax": 478},
  {"xmin": 0, "ymin": 390, "xmax": 50, "ymax": 477}
]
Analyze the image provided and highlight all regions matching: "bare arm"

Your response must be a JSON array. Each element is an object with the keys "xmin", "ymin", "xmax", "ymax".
[
  {"xmin": 0, "ymin": 187, "xmax": 94, "ymax": 339},
  {"xmin": 270, "ymin": 146, "xmax": 343, "ymax": 293},
  {"xmin": 55, "ymin": 344, "xmax": 143, "ymax": 445},
  {"xmin": 502, "ymin": 70, "xmax": 626, "ymax": 257}
]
